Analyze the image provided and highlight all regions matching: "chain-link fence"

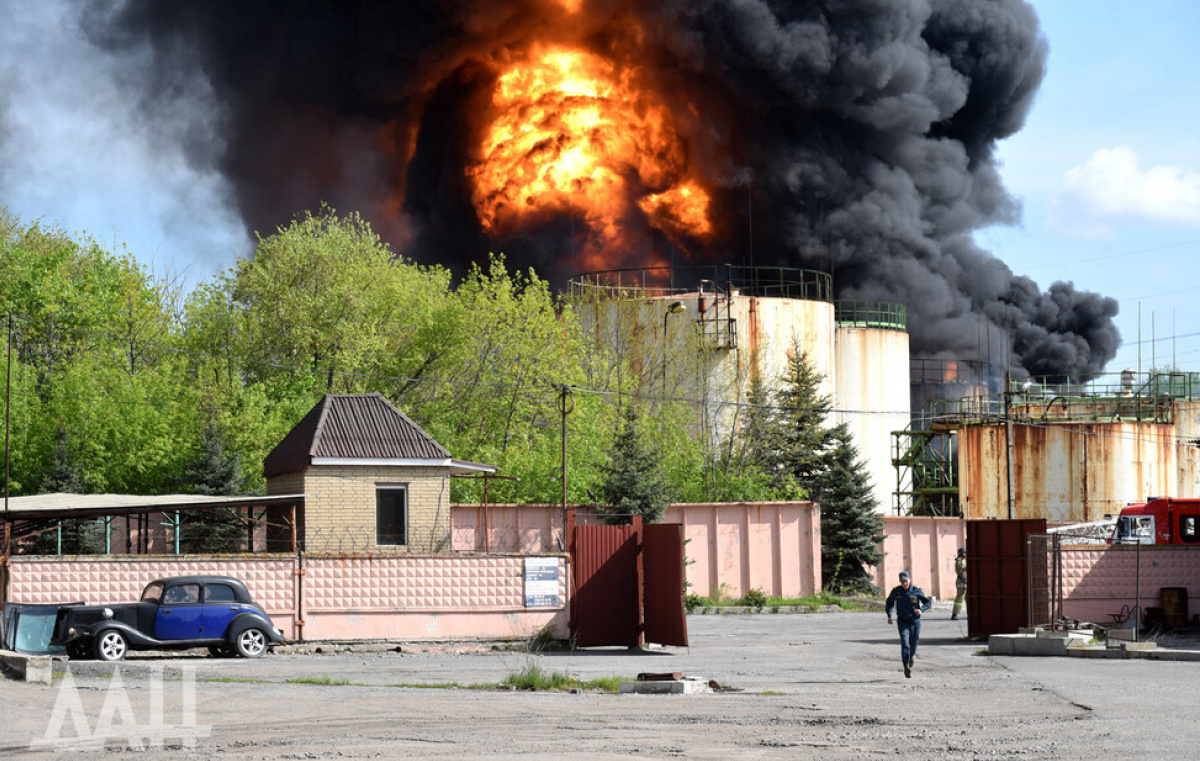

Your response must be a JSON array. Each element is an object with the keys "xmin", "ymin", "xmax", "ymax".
[{"xmin": 1027, "ymin": 534, "xmax": 1195, "ymax": 639}]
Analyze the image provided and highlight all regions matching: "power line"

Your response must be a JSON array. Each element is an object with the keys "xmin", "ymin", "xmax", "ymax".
[{"xmin": 1017, "ymin": 237, "xmax": 1200, "ymax": 273}]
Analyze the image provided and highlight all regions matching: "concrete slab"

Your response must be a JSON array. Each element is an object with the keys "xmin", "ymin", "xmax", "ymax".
[
  {"xmin": 988, "ymin": 630, "xmax": 1092, "ymax": 656},
  {"xmin": 0, "ymin": 650, "xmax": 53, "ymax": 684},
  {"xmin": 618, "ymin": 678, "xmax": 713, "ymax": 695}
]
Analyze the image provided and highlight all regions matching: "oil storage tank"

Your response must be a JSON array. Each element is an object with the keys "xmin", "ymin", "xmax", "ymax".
[
  {"xmin": 835, "ymin": 302, "xmax": 911, "ymax": 515},
  {"xmin": 571, "ymin": 265, "xmax": 904, "ymax": 514},
  {"xmin": 957, "ymin": 371, "xmax": 1200, "ymax": 522}
]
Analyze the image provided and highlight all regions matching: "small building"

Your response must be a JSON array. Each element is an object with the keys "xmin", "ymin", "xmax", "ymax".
[{"xmin": 263, "ymin": 393, "xmax": 497, "ymax": 553}]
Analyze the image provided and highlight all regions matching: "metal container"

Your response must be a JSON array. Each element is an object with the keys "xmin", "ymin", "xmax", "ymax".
[
  {"xmin": 1161, "ymin": 586, "xmax": 1188, "ymax": 629},
  {"xmin": 836, "ymin": 322, "xmax": 911, "ymax": 514},
  {"xmin": 958, "ymin": 420, "xmax": 1190, "ymax": 522}
]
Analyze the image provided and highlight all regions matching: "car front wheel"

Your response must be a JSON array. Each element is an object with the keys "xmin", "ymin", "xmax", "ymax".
[
  {"xmin": 94, "ymin": 630, "xmax": 128, "ymax": 662},
  {"xmin": 234, "ymin": 627, "xmax": 267, "ymax": 658}
]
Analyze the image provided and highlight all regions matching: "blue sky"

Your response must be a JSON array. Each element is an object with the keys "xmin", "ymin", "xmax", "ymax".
[
  {"xmin": 2, "ymin": 1, "xmax": 1198, "ymax": 375},
  {"xmin": 977, "ymin": 1, "xmax": 1200, "ymax": 375}
]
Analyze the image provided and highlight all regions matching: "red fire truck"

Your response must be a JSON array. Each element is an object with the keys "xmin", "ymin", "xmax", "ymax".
[{"xmin": 1113, "ymin": 498, "xmax": 1200, "ymax": 545}]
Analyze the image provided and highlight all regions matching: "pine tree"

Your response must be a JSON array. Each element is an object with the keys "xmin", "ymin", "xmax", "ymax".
[
  {"xmin": 773, "ymin": 345, "xmax": 837, "ymax": 492},
  {"xmin": 737, "ymin": 369, "xmax": 776, "ymax": 470},
  {"xmin": 597, "ymin": 406, "xmax": 671, "ymax": 523},
  {"xmin": 177, "ymin": 420, "xmax": 248, "ymax": 552},
  {"xmin": 814, "ymin": 428, "xmax": 885, "ymax": 593},
  {"xmin": 770, "ymin": 344, "xmax": 884, "ymax": 592}
]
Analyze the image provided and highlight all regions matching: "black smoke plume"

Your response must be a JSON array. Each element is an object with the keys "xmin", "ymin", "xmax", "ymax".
[{"xmin": 80, "ymin": 0, "xmax": 1119, "ymax": 376}]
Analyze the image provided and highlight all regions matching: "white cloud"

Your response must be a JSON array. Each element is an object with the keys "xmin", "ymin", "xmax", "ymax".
[{"xmin": 1050, "ymin": 146, "xmax": 1200, "ymax": 238}]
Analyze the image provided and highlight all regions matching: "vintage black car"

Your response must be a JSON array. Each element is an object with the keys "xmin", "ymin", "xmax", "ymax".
[{"xmin": 50, "ymin": 575, "xmax": 286, "ymax": 661}]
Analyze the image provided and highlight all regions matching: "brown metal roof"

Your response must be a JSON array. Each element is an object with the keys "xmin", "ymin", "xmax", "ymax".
[{"xmin": 263, "ymin": 393, "xmax": 451, "ymax": 478}]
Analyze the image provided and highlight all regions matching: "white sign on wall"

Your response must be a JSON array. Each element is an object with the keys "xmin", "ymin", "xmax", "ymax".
[{"xmin": 524, "ymin": 557, "xmax": 559, "ymax": 608}]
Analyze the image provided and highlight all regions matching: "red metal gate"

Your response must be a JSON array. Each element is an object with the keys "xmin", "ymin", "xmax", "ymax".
[
  {"xmin": 643, "ymin": 523, "xmax": 688, "ymax": 647},
  {"xmin": 568, "ymin": 513, "xmax": 688, "ymax": 648},
  {"xmin": 967, "ymin": 518, "xmax": 1047, "ymax": 637}
]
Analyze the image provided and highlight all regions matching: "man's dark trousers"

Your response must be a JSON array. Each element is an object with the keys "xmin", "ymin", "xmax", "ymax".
[{"xmin": 898, "ymin": 618, "xmax": 921, "ymax": 665}]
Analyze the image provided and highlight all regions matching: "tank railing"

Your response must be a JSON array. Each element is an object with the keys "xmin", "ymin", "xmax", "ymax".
[
  {"xmin": 834, "ymin": 300, "xmax": 907, "ymax": 331},
  {"xmin": 908, "ymin": 358, "xmax": 999, "ymax": 390},
  {"xmin": 1008, "ymin": 370, "xmax": 1200, "ymax": 401},
  {"xmin": 908, "ymin": 396, "xmax": 1003, "ymax": 429},
  {"xmin": 568, "ymin": 265, "xmax": 833, "ymax": 302}
]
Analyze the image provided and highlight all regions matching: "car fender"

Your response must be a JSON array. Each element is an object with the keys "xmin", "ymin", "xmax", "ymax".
[
  {"xmin": 85, "ymin": 620, "xmax": 163, "ymax": 649},
  {"xmin": 226, "ymin": 612, "xmax": 286, "ymax": 644}
]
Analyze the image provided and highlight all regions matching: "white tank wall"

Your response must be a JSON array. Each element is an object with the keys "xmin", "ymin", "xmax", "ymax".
[
  {"xmin": 576, "ymin": 290, "xmax": 911, "ymax": 515},
  {"xmin": 726, "ymin": 293, "xmax": 836, "ymax": 398},
  {"xmin": 835, "ymin": 326, "xmax": 912, "ymax": 515},
  {"xmin": 1174, "ymin": 400, "xmax": 1200, "ymax": 498}
]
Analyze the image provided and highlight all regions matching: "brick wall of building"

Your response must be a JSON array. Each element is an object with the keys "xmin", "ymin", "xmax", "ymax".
[{"xmin": 270, "ymin": 465, "xmax": 451, "ymax": 553}]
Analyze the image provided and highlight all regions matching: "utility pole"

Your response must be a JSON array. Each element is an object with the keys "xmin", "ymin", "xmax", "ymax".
[
  {"xmin": 1004, "ymin": 372, "xmax": 1015, "ymax": 520},
  {"xmin": 4, "ymin": 314, "xmax": 11, "ymax": 578},
  {"xmin": 558, "ymin": 385, "xmax": 574, "ymax": 512}
]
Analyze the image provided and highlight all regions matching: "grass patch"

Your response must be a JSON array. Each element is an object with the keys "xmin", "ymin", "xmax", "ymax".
[
  {"xmin": 387, "ymin": 681, "xmax": 492, "ymax": 690},
  {"xmin": 758, "ymin": 690, "xmax": 785, "ymax": 696},
  {"xmin": 502, "ymin": 664, "xmax": 622, "ymax": 693},
  {"xmin": 285, "ymin": 675, "xmax": 352, "ymax": 686},
  {"xmin": 686, "ymin": 590, "xmax": 864, "ymax": 613}
]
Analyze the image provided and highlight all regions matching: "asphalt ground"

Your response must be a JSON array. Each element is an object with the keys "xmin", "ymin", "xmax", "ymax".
[{"xmin": 5, "ymin": 603, "xmax": 1200, "ymax": 759}]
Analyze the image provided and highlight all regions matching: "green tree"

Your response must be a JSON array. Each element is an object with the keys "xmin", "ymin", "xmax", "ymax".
[
  {"xmin": 225, "ymin": 206, "xmax": 457, "ymax": 394},
  {"xmin": 596, "ymin": 406, "xmax": 671, "ymax": 523},
  {"xmin": 175, "ymin": 419, "xmax": 249, "ymax": 552},
  {"xmin": 28, "ymin": 426, "xmax": 105, "ymax": 554},
  {"xmin": 773, "ymin": 345, "xmax": 837, "ymax": 492},
  {"xmin": 769, "ymin": 345, "xmax": 884, "ymax": 592},
  {"xmin": 813, "ymin": 429, "xmax": 885, "ymax": 593}
]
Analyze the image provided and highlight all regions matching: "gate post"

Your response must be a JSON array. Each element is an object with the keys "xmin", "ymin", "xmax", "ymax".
[
  {"xmin": 566, "ymin": 510, "xmax": 577, "ymax": 636},
  {"xmin": 633, "ymin": 515, "xmax": 644, "ymax": 649}
]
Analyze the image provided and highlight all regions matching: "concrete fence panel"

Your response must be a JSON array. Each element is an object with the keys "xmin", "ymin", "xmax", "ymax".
[
  {"xmin": 300, "ymin": 554, "xmax": 567, "ymax": 641},
  {"xmin": 874, "ymin": 516, "xmax": 966, "ymax": 600},
  {"xmin": 7, "ymin": 556, "xmax": 298, "ymax": 637}
]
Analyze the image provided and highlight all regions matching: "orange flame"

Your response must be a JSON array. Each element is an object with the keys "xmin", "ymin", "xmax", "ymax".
[{"xmin": 468, "ymin": 43, "xmax": 710, "ymax": 270}]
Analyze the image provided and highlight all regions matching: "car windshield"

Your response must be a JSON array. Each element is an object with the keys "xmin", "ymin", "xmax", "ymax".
[
  {"xmin": 3, "ymin": 604, "xmax": 66, "ymax": 655},
  {"xmin": 141, "ymin": 581, "xmax": 164, "ymax": 603}
]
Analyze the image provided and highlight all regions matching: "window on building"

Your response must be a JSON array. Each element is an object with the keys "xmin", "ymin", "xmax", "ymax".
[{"xmin": 376, "ymin": 486, "xmax": 408, "ymax": 546}]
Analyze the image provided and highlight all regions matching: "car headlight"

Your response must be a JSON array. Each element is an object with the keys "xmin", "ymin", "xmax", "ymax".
[{"xmin": 102, "ymin": 608, "xmax": 114, "ymax": 619}]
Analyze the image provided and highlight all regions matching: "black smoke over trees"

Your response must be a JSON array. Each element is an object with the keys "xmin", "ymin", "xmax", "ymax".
[{"xmin": 78, "ymin": 0, "xmax": 1119, "ymax": 376}]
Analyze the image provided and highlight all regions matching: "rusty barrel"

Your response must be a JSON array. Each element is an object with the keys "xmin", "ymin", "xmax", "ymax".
[{"xmin": 1160, "ymin": 587, "xmax": 1188, "ymax": 629}]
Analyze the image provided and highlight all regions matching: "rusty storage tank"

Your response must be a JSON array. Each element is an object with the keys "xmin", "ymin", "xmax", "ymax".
[
  {"xmin": 834, "ymin": 302, "xmax": 911, "ymax": 515},
  {"xmin": 957, "ymin": 372, "xmax": 1200, "ymax": 522}
]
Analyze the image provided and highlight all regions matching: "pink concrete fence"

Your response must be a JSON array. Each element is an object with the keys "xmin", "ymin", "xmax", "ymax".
[
  {"xmin": 665, "ymin": 502, "xmax": 822, "ymax": 600},
  {"xmin": 453, "ymin": 502, "xmax": 823, "ymax": 600},
  {"xmin": 6, "ymin": 554, "xmax": 568, "ymax": 642},
  {"xmin": 9, "ymin": 556, "xmax": 299, "ymax": 637},
  {"xmin": 874, "ymin": 516, "xmax": 966, "ymax": 601},
  {"xmin": 301, "ymin": 554, "xmax": 567, "ymax": 640},
  {"xmin": 1054, "ymin": 544, "xmax": 1200, "ymax": 627},
  {"xmin": 452, "ymin": 504, "xmax": 963, "ymax": 600}
]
